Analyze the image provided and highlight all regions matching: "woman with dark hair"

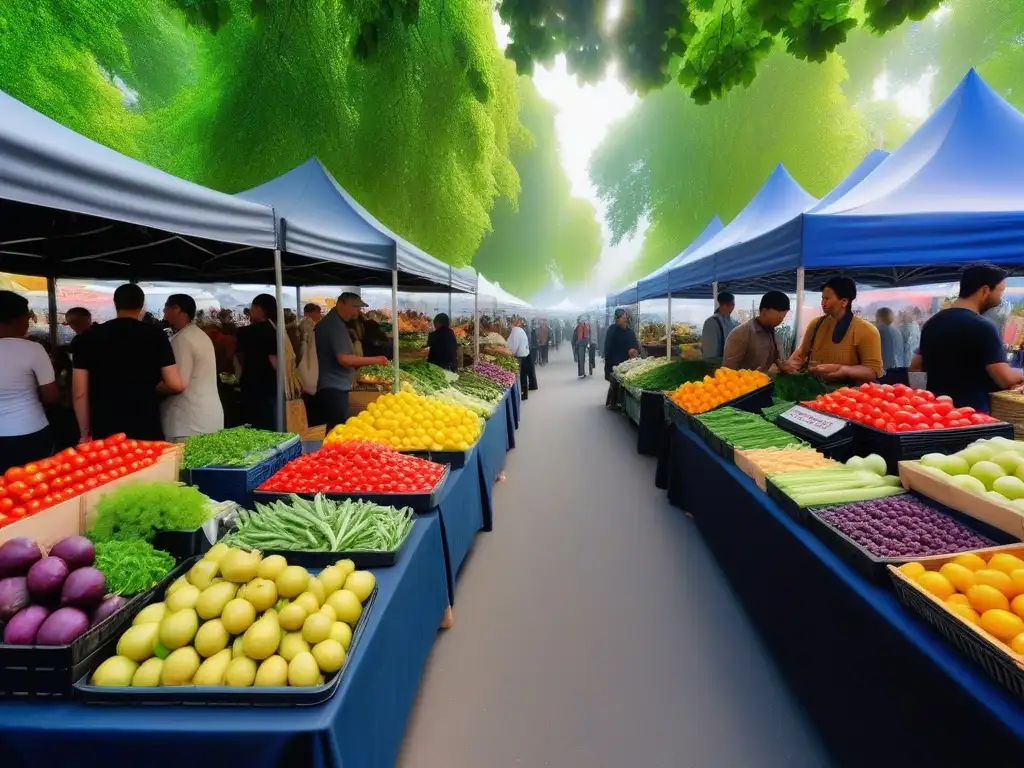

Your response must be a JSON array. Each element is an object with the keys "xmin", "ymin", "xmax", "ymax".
[
  {"xmin": 426, "ymin": 313, "xmax": 459, "ymax": 372},
  {"xmin": 235, "ymin": 293, "xmax": 279, "ymax": 430},
  {"xmin": 0, "ymin": 291, "xmax": 60, "ymax": 473},
  {"xmin": 779, "ymin": 276, "xmax": 883, "ymax": 385}
]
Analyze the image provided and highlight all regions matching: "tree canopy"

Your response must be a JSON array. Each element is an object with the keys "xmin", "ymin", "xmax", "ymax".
[
  {"xmin": 472, "ymin": 78, "xmax": 603, "ymax": 297},
  {"xmin": 499, "ymin": 0, "xmax": 946, "ymax": 101},
  {"xmin": 0, "ymin": 0, "xmax": 594, "ymax": 289}
]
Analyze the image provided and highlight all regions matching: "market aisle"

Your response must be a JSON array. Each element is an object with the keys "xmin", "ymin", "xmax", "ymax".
[{"xmin": 398, "ymin": 347, "xmax": 833, "ymax": 768}]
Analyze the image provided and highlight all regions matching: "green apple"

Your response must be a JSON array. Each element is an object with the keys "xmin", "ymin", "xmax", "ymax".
[
  {"xmin": 950, "ymin": 474, "xmax": 987, "ymax": 495},
  {"xmin": 994, "ymin": 475, "xmax": 1024, "ymax": 500},
  {"xmin": 970, "ymin": 460, "xmax": 1006, "ymax": 490},
  {"xmin": 959, "ymin": 444, "xmax": 995, "ymax": 467},
  {"xmin": 991, "ymin": 451, "xmax": 1024, "ymax": 475}
]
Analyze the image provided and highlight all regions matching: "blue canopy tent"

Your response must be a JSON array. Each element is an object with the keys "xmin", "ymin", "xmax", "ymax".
[
  {"xmin": 803, "ymin": 69, "xmax": 1024, "ymax": 287},
  {"xmin": 238, "ymin": 158, "xmax": 476, "ymax": 293},
  {"xmin": 666, "ymin": 164, "xmax": 818, "ymax": 298},
  {"xmin": 635, "ymin": 215, "xmax": 724, "ymax": 302},
  {"xmin": 711, "ymin": 149, "xmax": 890, "ymax": 293}
]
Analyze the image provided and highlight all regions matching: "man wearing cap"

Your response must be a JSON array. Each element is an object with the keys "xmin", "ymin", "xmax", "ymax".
[{"xmin": 315, "ymin": 292, "xmax": 389, "ymax": 430}]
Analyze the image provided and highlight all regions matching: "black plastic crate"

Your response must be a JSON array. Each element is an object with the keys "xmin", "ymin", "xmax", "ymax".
[
  {"xmin": 74, "ymin": 587, "xmax": 377, "ymax": 706},
  {"xmin": 252, "ymin": 465, "xmax": 448, "ymax": 514},
  {"xmin": 806, "ymin": 497, "xmax": 1009, "ymax": 584},
  {"xmin": 0, "ymin": 558, "xmax": 190, "ymax": 699},
  {"xmin": 851, "ymin": 420, "xmax": 1014, "ymax": 474},
  {"xmin": 776, "ymin": 409, "xmax": 855, "ymax": 461},
  {"xmin": 622, "ymin": 388, "xmax": 642, "ymax": 426},
  {"xmin": 152, "ymin": 527, "xmax": 213, "ymax": 561},
  {"xmin": 890, "ymin": 568, "xmax": 1024, "ymax": 703},
  {"xmin": 765, "ymin": 477, "xmax": 816, "ymax": 525},
  {"xmin": 260, "ymin": 531, "xmax": 413, "ymax": 569},
  {"xmin": 401, "ymin": 448, "xmax": 469, "ymax": 469}
]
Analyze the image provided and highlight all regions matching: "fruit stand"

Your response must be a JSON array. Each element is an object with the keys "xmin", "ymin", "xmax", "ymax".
[
  {"xmin": 0, "ymin": 359, "xmax": 523, "ymax": 768},
  {"xmin": 657, "ymin": 378, "xmax": 1024, "ymax": 762}
]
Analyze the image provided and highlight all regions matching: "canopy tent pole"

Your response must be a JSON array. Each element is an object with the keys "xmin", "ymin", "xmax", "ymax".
[
  {"xmin": 712, "ymin": 281, "xmax": 718, "ymax": 313},
  {"xmin": 794, "ymin": 267, "xmax": 805, "ymax": 348},
  {"xmin": 273, "ymin": 249, "xmax": 286, "ymax": 432},
  {"xmin": 448, "ymin": 267, "xmax": 453, "ymax": 319},
  {"xmin": 391, "ymin": 269, "xmax": 400, "ymax": 394},
  {"xmin": 46, "ymin": 277, "xmax": 58, "ymax": 350},
  {"xmin": 474, "ymin": 290, "xmax": 480, "ymax": 365},
  {"xmin": 296, "ymin": 286, "xmax": 302, "ymax": 317},
  {"xmin": 666, "ymin": 290, "xmax": 672, "ymax": 359}
]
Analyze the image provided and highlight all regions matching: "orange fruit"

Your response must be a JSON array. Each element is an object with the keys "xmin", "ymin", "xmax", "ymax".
[
  {"xmin": 989, "ymin": 553, "xmax": 1024, "ymax": 575},
  {"xmin": 939, "ymin": 563, "xmax": 976, "ymax": 593},
  {"xmin": 1011, "ymin": 632, "xmax": 1024, "ymax": 656},
  {"xmin": 898, "ymin": 562, "xmax": 926, "ymax": 579},
  {"xmin": 951, "ymin": 553, "xmax": 987, "ymax": 572},
  {"xmin": 974, "ymin": 569, "xmax": 1016, "ymax": 599},
  {"xmin": 915, "ymin": 571, "xmax": 955, "ymax": 601},
  {"xmin": 1011, "ymin": 594, "xmax": 1024, "ymax": 621},
  {"xmin": 980, "ymin": 609, "xmax": 1024, "ymax": 642},
  {"xmin": 948, "ymin": 602, "xmax": 980, "ymax": 625},
  {"xmin": 968, "ymin": 584, "xmax": 1011, "ymax": 614},
  {"xmin": 946, "ymin": 593, "xmax": 971, "ymax": 607}
]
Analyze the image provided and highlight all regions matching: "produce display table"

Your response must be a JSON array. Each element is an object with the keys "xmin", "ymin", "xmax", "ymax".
[
  {"xmin": 433, "ymin": 448, "xmax": 486, "ymax": 601},
  {"xmin": 667, "ymin": 422, "xmax": 1024, "ymax": 764},
  {"xmin": 0, "ymin": 513, "xmax": 450, "ymax": 768},
  {"xmin": 621, "ymin": 389, "xmax": 666, "ymax": 456},
  {"xmin": 509, "ymin": 381, "xmax": 521, "ymax": 429},
  {"xmin": 477, "ymin": 397, "xmax": 511, "ymax": 525}
]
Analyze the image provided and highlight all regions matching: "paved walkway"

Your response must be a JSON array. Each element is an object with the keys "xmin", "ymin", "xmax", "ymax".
[{"xmin": 398, "ymin": 347, "xmax": 833, "ymax": 768}]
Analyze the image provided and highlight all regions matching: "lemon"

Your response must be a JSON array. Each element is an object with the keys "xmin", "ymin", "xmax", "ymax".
[
  {"xmin": 133, "ymin": 602, "xmax": 167, "ymax": 626},
  {"xmin": 294, "ymin": 591, "xmax": 320, "ymax": 615},
  {"xmin": 91, "ymin": 656, "xmax": 139, "ymax": 687},
  {"xmin": 221, "ymin": 598, "xmax": 257, "ymax": 634},
  {"xmin": 287, "ymin": 652, "xmax": 321, "ymax": 686},
  {"xmin": 257, "ymin": 554, "xmax": 289, "ymax": 581},
  {"xmin": 255, "ymin": 655, "xmax": 289, "ymax": 687},
  {"xmin": 951, "ymin": 553, "xmax": 988, "ymax": 572},
  {"xmin": 195, "ymin": 619, "xmax": 230, "ymax": 658},
  {"xmin": 326, "ymin": 589, "xmax": 362, "ymax": 625},
  {"xmin": 224, "ymin": 656, "xmax": 258, "ymax": 687},
  {"xmin": 276, "ymin": 566, "xmax": 310, "ymax": 599},
  {"xmin": 279, "ymin": 631, "xmax": 310, "ymax": 662},
  {"xmin": 329, "ymin": 621, "xmax": 353, "ymax": 650},
  {"xmin": 1011, "ymin": 594, "xmax": 1024, "ymax": 621},
  {"xmin": 948, "ymin": 602, "xmax": 980, "ymax": 625},
  {"xmin": 915, "ymin": 571, "xmax": 955, "ymax": 601},
  {"xmin": 968, "ymin": 584, "xmax": 1011, "ymax": 614},
  {"xmin": 302, "ymin": 611, "xmax": 333, "ymax": 644},
  {"xmin": 131, "ymin": 657, "xmax": 164, "ymax": 687},
  {"xmin": 939, "ymin": 563, "xmax": 976, "ymax": 594},
  {"xmin": 989, "ymin": 553, "xmax": 1024, "ymax": 575},
  {"xmin": 311, "ymin": 639, "xmax": 345, "ymax": 674},
  {"xmin": 974, "ymin": 569, "xmax": 1016, "ymax": 598},
  {"xmin": 1012, "ymin": 632, "xmax": 1024, "ymax": 656},
  {"xmin": 946, "ymin": 593, "xmax": 971, "ymax": 607},
  {"xmin": 980, "ymin": 609, "xmax": 1024, "ymax": 641}
]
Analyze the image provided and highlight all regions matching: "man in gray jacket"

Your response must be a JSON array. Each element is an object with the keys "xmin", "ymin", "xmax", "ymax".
[{"xmin": 701, "ymin": 291, "xmax": 739, "ymax": 365}]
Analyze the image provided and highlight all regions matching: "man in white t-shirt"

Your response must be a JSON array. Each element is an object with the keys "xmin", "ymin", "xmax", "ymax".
[
  {"xmin": 0, "ymin": 291, "xmax": 60, "ymax": 474},
  {"xmin": 506, "ymin": 317, "xmax": 537, "ymax": 400},
  {"xmin": 160, "ymin": 294, "xmax": 224, "ymax": 440}
]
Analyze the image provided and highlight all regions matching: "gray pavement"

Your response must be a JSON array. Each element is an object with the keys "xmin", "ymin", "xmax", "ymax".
[{"xmin": 398, "ymin": 347, "xmax": 833, "ymax": 768}]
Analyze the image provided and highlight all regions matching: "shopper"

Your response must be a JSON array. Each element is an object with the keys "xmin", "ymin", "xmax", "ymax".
[
  {"xmin": 874, "ymin": 307, "xmax": 905, "ymax": 373},
  {"xmin": 537, "ymin": 321, "xmax": 550, "ymax": 366},
  {"xmin": 0, "ymin": 291, "xmax": 60, "ymax": 473},
  {"xmin": 298, "ymin": 302, "xmax": 322, "ymax": 363},
  {"xmin": 572, "ymin": 316, "xmax": 590, "ymax": 378},
  {"xmin": 73, "ymin": 283, "xmax": 183, "ymax": 442},
  {"xmin": 64, "ymin": 307, "xmax": 94, "ymax": 361},
  {"xmin": 506, "ymin": 317, "xmax": 536, "ymax": 399},
  {"xmin": 604, "ymin": 308, "xmax": 640, "ymax": 410},
  {"xmin": 722, "ymin": 291, "xmax": 790, "ymax": 373},
  {"xmin": 779, "ymin": 277, "xmax": 883, "ymax": 385},
  {"xmin": 235, "ymin": 293, "xmax": 280, "ymax": 431},
  {"xmin": 911, "ymin": 262, "xmax": 1023, "ymax": 412},
  {"xmin": 426, "ymin": 313, "xmax": 459, "ymax": 372},
  {"xmin": 899, "ymin": 307, "xmax": 922, "ymax": 368},
  {"xmin": 701, "ymin": 291, "xmax": 739, "ymax": 364},
  {"xmin": 315, "ymin": 293, "xmax": 389, "ymax": 431},
  {"xmin": 160, "ymin": 293, "xmax": 224, "ymax": 440}
]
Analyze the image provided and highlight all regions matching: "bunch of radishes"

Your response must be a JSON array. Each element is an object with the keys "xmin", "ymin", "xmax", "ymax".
[{"xmin": 0, "ymin": 536, "xmax": 124, "ymax": 646}]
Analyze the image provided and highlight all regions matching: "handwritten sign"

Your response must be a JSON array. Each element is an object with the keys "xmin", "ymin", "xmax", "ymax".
[{"xmin": 779, "ymin": 405, "xmax": 848, "ymax": 439}]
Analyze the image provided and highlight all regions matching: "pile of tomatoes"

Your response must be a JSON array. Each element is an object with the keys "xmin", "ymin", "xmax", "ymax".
[
  {"xmin": 260, "ymin": 441, "xmax": 446, "ymax": 495},
  {"xmin": 0, "ymin": 434, "xmax": 173, "ymax": 527},
  {"xmin": 805, "ymin": 383, "xmax": 1002, "ymax": 432}
]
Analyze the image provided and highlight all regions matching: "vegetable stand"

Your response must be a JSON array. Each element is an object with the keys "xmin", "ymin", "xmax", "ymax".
[
  {"xmin": 0, "ymin": 513, "xmax": 449, "ymax": 768},
  {"xmin": 664, "ymin": 420, "xmax": 1024, "ymax": 763}
]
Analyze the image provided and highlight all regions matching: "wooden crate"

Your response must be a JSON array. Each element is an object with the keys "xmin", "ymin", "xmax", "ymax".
[
  {"xmin": 349, "ymin": 390, "xmax": 384, "ymax": 419},
  {"xmin": 734, "ymin": 450, "xmax": 768, "ymax": 490},
  {"xmin": 81, "ymin": 450, "xmax": 181, "ymax": 530},
  {"xmin": 899, "ymin": 460, "xmax": 1024, "ymax": 540},
  {"xmin": 0, "ymin": 496, "xmax": 82, "ymax": 550}
]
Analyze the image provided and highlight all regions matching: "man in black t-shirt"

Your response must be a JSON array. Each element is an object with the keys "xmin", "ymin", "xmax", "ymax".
[
  {"xmin": 72, "ymin": 284, "xmax": 183, "ymax": 441},
  {"xmin": 912, "ymin": 262, "xmax": 1024, "ymax": 413},
  {"xmin": 235, "ymin": 293, "xmax": 279, "ymax": 431}
]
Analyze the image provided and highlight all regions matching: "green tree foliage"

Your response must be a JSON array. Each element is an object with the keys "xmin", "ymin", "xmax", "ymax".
[
  {"xmin": 590, "ymin": 50, "xmax": 870, "ymax": 280},
  {"xmin": 0, "ymin": 0, "xmax": 534, "ymax": 270},
  {"xmin": 499, "ymin": 0, "xmax": 943, "ymax": 101},
  {"xmin": 471, "ymin": 78, "xmax": 602, "ymax": 296}
]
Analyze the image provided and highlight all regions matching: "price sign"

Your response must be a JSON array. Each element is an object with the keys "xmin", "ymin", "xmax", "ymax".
[{"xmin": 780, "ymin": 405, "xmax": 848, "ymax": 439}]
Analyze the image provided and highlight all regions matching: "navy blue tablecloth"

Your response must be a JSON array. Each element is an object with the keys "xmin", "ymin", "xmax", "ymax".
[
  {"xmin": 477, "ymin": 398, "xmax": 510, "ymax": 527},
  {"xmin": 510, "ymin": 381, "xmax": 520, "ymax": 428},
  {"xmin": 669, "ymin": 423, "xmax": 1024, "ymax": 764},
  {"xmin": 0, "ymin": 513, "xmax": 450, "ymax": 768},
  {"xmin": 504, "ymin": 386, "xmax": 516, "ymax": 449},
  {"xmin": 434, "ymin": 447, "xmax": 485, "ymax": 601}
]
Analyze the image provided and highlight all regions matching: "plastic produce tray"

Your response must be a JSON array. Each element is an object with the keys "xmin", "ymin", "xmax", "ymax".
[
  {"xmin": 74, "ymin": 581, "xmax": 377, "ymax": 706},
  {"xmin": 851, "ymin": 420, "xmax": 1014, "ymax": 474},
  {"xmin": 806, "ymin": 496, "xmax": 1012, "ymax": 584},
  {"xmin": 889, "ymin": 562, "xmax": 1024, "ymax": 703},
  {"xmin": 401, "ymin": 448, "xmax": 469, "ymax": 469},
  {"xmin": 152, "ymin": 527, "xmax": 213, "ymax": 561},
  {"xmin": 775, "ymin": 411, "xmax": 855, "ymax": 462},
  {"xmin": 622, "ymin": 388, "xmax": 642, "ymax": 426},
  {"xmin": 186, "ymin": 452, "xmax": 280, "ymax": 507},
  {"xmin": 0, "ymin": 558, "xmax": 190, "ymax": 699},
  {"xmin": 765, "ymin": 477, "xmax": 828, "ymax": 526},
  {"xmin": 252, "ymin": 464, "xmax": 448, "ymax": 514},
  {"xmin": 258, "ymin": 529, "xmax": 413, "ymax": 569},
  {"xmin": 270, "ymin": 435, "xmax": 302, "ymax": 471}
]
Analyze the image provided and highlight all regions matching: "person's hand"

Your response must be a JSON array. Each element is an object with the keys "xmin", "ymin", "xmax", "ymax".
[
  {"xmin": 809, "ymin": 363, "xmax": 846, "ymax": 381},
  {"xmin": 776, "ymin": 358, "xmax": 798, "ymax": 374},
  {"xmin": 78, "ymin": 432, "xmax": 91, "ymax": 444},
  {"xmin": 628, "ymin": 348, "xmax": 638, "ymax": 359},
  {"xmin": 374, "ymin": 356, "xmax": 389, "ymax": 366}
]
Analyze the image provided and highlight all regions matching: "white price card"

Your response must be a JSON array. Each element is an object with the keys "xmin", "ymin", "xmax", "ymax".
[{"xmin": 781, "ymin": 405, "xmax": 848, "ymax": 439}]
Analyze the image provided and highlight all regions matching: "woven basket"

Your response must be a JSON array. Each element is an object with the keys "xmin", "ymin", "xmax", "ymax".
[{"xmin": 990, "ymin": 391, "xmax": 1024, "ymax": 439}]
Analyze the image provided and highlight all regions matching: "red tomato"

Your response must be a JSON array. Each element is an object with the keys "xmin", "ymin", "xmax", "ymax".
[
  {"xmin": 4, "ymin": 467, "xmax": 26, "ymax": 483},
  {"xmin": 946, "ymin": 410, "xmax": 963, "ymax": 421},
  {"xmin": 897, "ymin": 422, "xmax": 913, "ymax": 431},
  {"xmin": 0, "ymin": 498, "xmax": 13, "ymax": 513},
  {"xmin": 885, "ymin": 423, "xmax": 898, "ymax": 433},
  {"xmin": 7, "ymin": 480, "xmax": 26, "ymax": 495},
  {"xmin": 71, "ymin": 455, "xmax": 88, "ymax": 469},
  {"xmin": 84, "ymin": 478, "xmax": 99, "ymax": 490},
  {"xmin": 106, "ymin": 433, "xmax": 127, "ymax": 446},
  {"xmin": 959, "ymin": 406, "xmax": 976, "ymax": 416},
  {"xmin": 9, "ymin": 506, "xmax": 26, "ymax": 519},
  {"xmin": 73, "ymin": 483, "xmax": 87, "ymax": 494},
  {"xmin": 24, "ymin": 500, "xmax": 40, "ymax": 514}
]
